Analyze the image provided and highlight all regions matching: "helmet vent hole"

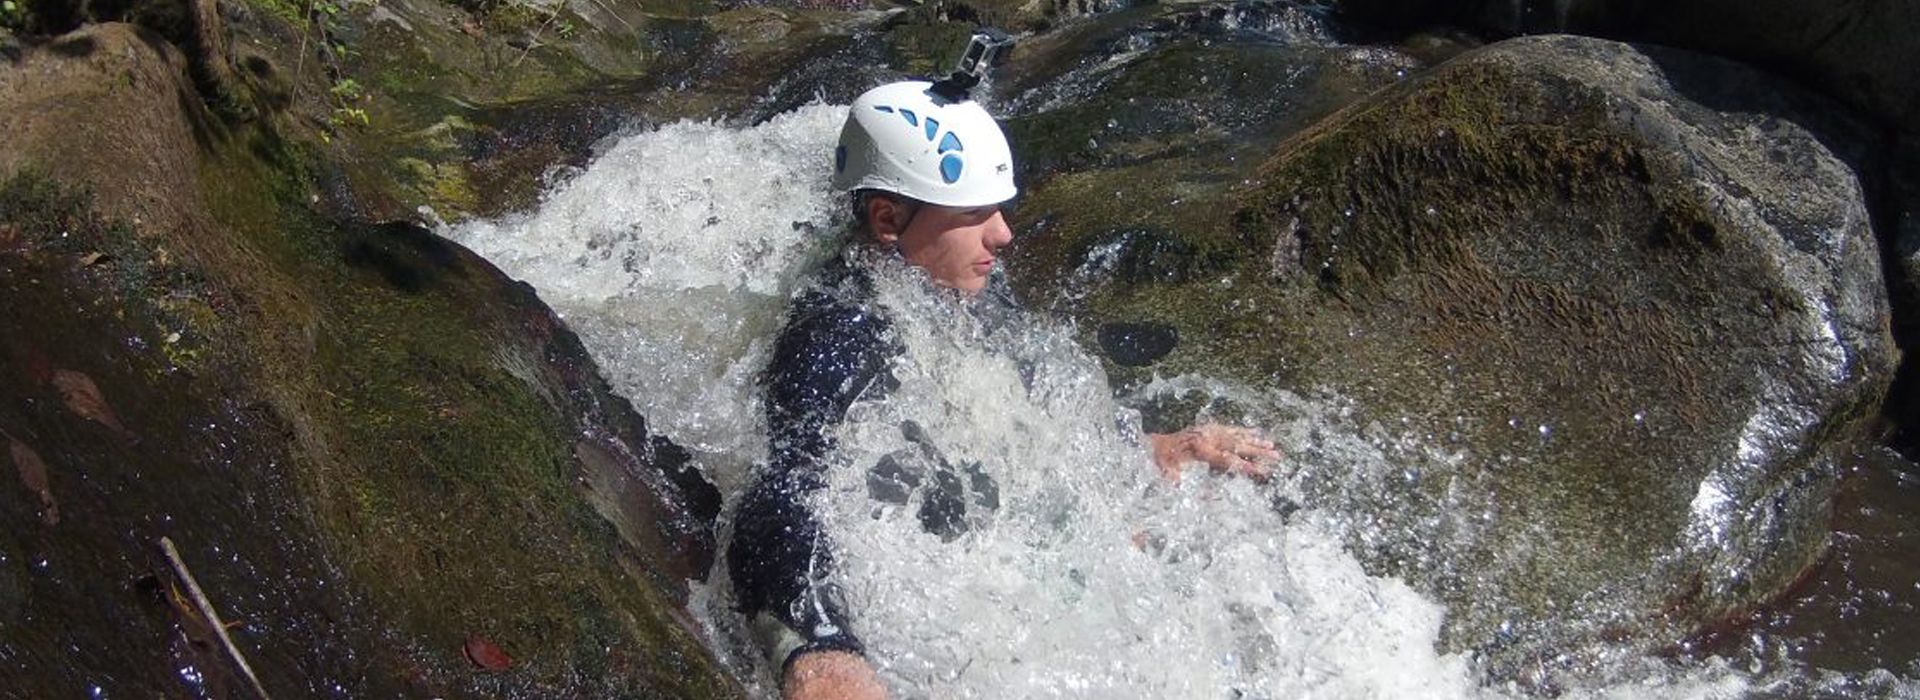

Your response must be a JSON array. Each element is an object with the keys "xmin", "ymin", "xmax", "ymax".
[{"xmin": 939, "ymin": 154, "xmax": 964, "ymax": 184}]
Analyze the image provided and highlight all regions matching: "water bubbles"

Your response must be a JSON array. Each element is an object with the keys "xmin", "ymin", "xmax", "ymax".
[{"xmin": 176, "ymin": 664, "xmax": 205, "ymax": 689}]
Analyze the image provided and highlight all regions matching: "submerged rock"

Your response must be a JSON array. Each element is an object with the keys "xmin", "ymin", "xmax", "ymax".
[
  {"xmin": 1015, "ymin": 32, "xmax": 1895, "ymax": 674},
  {"xmin": 0, "ymin": 22, "xmax": 735, "ymax": 697}
]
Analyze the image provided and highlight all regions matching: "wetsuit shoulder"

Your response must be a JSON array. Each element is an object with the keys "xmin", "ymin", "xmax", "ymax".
[{"xmin": 762, "ymin": 273, "xmax": 900, "ymax": 470}]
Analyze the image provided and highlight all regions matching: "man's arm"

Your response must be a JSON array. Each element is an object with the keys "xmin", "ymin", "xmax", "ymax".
[{"xmin": 731, "ymin": 293, "xmax": 897, "ymax": 698}]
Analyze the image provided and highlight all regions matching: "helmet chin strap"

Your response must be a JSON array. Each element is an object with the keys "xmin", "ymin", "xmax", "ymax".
[{"xmin": 893, "ymin": 200, "xmax": 925, "ymax": 250}]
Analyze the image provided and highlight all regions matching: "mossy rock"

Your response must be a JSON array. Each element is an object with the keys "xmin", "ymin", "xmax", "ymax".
[
  {"xmin": 0, "ymin": 22, "xmax": 737, "ymax": 697},
  {"xmin": 1014, "ymin": 33, "xmax": 1894, "ymax": 675}
]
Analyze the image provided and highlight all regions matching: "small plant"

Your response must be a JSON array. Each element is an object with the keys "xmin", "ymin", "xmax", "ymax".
[
  {"xmin": 328, "ymin": 77, "xmax": 364, "ymax": 101},
  {"xmin": 330, "ymin": 106, "xmax": 371, "ymax": 127},
  {"xmin": 1, "ymin": 0, "xmax": 30, "ymax": 31}
]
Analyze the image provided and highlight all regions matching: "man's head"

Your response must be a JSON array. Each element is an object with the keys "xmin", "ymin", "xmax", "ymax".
[{"xmin": 835, "ymin": 80, "xmax": 1018, "ymax": 293}]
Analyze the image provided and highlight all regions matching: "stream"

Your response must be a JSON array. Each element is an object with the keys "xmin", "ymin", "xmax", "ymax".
[{"xmin": 444, "ymin": 15, "xmax": 1920, "ymax": 699}]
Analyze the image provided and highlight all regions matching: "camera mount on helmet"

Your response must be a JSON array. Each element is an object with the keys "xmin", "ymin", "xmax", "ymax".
[{"xmin": 928, "ymin": 29, "xmax": 1014, "ymax": 103}]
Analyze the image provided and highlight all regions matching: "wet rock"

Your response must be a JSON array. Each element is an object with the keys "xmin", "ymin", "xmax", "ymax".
[
  {"xmin": 1019, "ymin": 33, "xmax": 1894, "ymax": 674},
  {"xmin": 1333, "ymin": 0, "xmax": 1920, "ymax": 139},
  {"xmin": 1003, "ymin": 3, "xmax": 1421, "ymax": 313},
  {"xmin": 0, "ymin": 23, "xmax": 738, "ymax": 698},
  {"xmin": 1096, "ymin": 321, "xmax": 1178, "ymax": 366}
]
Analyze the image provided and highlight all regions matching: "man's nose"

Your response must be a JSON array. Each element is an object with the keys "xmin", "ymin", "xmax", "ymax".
[{"xmin": 985, "ymin": 211, "xmax": 1013, "ymax": 249}]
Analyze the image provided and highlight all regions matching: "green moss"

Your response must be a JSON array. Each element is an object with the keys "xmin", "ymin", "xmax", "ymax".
[
  {"xmin": 243, "ymin": 0, "xmax": 308, "ymax": 27},
  {"xmin": 190, "ymin": 126, "xmax": 734, "ymax": 695},
  {"xmin": 885, "ymin": 13, "xmax": 977, "ymax": 78},
  {"xmin": 0, "ymin": 171, "xmax": 221, "ymax": 371},
  {"xmin": 398, "ymin": 156, "xmax": 481, "ymax": 213}
]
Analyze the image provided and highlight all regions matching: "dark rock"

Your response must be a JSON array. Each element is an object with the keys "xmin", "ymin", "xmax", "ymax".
[
  {"xmin": 1017, "ymin": 32, "xmax": 1894, "ymax": 676},
  {"xmin": 1097, "ymin": 321, "xmax": 1179, "ymax": 366},
  {"xmin": 1333, "ymin": 0, "xmax": 1920, "ymax": 139}
]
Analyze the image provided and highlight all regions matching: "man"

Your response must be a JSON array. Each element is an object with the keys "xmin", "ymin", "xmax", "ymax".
[{"xmin": 729, "ymin": 74, "xmax": 1281, "ymax": 700}]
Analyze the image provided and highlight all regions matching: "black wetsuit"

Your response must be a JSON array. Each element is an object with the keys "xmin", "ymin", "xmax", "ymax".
[
  {"xmin": 729, "ymin": 251, "xmax": 1004, "ymax": 671},
  {"xmin": 729, "ymin": 254, "xmax": 898, "ymax": 669}
]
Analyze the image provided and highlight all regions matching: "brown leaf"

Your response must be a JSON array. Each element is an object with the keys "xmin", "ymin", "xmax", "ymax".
[
  {"xmin": 77, "ymin": 252, "xmax": 111, "ymax": 268},
  {"xmin": 50, "ymin": 369, "xmax": 131, "ymax": 439},
  {"xmin": 9, "ymin": 438, "xmax": 58, "ymax": 526},
  {"xmin": 463, "ymin": 634, "xmax": 512, "ymax": 671}
]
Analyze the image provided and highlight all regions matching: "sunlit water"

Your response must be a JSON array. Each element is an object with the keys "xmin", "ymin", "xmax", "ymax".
[{"xmin": 446, "ymin": 102, "xmax": 1917, "ymax": 698}]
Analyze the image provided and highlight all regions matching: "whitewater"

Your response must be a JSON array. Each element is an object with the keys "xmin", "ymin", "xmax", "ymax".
[{"xmin": 446, "ymin": 104, "xmax": 1910, "ymax": 699}]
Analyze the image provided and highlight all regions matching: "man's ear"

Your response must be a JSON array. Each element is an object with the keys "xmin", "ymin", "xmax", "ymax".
[{"xmin": 867, "ymin": 196, "xmax": 907, "ymax": 245}]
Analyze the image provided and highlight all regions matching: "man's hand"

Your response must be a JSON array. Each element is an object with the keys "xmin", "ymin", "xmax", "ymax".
[
  {"xmin": 784, "ymin": 650, "xmax": 887, "ymax": 700},
  {"xmin": 1148, "ymin": 424, "xmax": 1281, "ymax": 482}
]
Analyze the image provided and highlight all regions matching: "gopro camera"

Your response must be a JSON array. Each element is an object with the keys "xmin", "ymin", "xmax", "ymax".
[{"xmin": 930, "ymin": 29, "xmax": 1014, "ymax": 102}]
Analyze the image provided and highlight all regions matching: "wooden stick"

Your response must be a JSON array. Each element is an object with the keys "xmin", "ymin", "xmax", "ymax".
[{"xmin": 160, "ymin": 537, "xmax": 274, "ymax": 700}]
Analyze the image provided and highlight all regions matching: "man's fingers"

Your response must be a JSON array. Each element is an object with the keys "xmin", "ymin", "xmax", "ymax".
[
  {"xmin": 1232, "ymin": 441, "xmax": 1280, "ymax": 463},
  {"xmin": 1209, "ymin": 456, "xmax": 1273, "ymax": 482},
  {"xmin": 1193, "ymin": 441, "xmax": 1234, "ymax": 467}
]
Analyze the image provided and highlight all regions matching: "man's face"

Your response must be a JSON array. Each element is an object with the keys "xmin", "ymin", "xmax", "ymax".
[{"xmin": 876, "ymin": 200, "xmax": 1015, "ymax": 294}]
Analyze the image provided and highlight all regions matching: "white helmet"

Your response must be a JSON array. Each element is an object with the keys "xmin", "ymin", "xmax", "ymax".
[{"xmin": 833, "ymin": 81, "xmax": 1018, "ymax": 208}]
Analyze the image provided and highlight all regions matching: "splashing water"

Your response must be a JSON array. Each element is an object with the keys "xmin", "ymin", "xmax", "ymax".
[
  {"xmin": 813, "ymin": 261, "xmax": 1487, "ymax": 698},
  {"xmin": 452, "ymin": 106, "xmax": 846, "ymax": 490},
  {"xmin": 445, "ymin": 105, "xmax": 1920, "ymax": 698}
]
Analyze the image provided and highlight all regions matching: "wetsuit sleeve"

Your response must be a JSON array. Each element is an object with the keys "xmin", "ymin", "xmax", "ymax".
[{"xmin": 729, "ymin": 295, "xmax": 896, "ymax": 669}]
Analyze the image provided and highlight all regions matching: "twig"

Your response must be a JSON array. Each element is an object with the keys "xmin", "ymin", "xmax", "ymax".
[
  {"xmin": 582, "ymin": 0, "xmax": 636, "ymax": 35},
  {"xmin": 160, "ymin": 537, "xmax": 275, "ymax": 700},
  {"xmin": 289, "ymin": 0, "xmax": 313, "ymax": 105},
  {"xmin": 509, "ymin": 1, "xmax": 567, "ymax": 71}
]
